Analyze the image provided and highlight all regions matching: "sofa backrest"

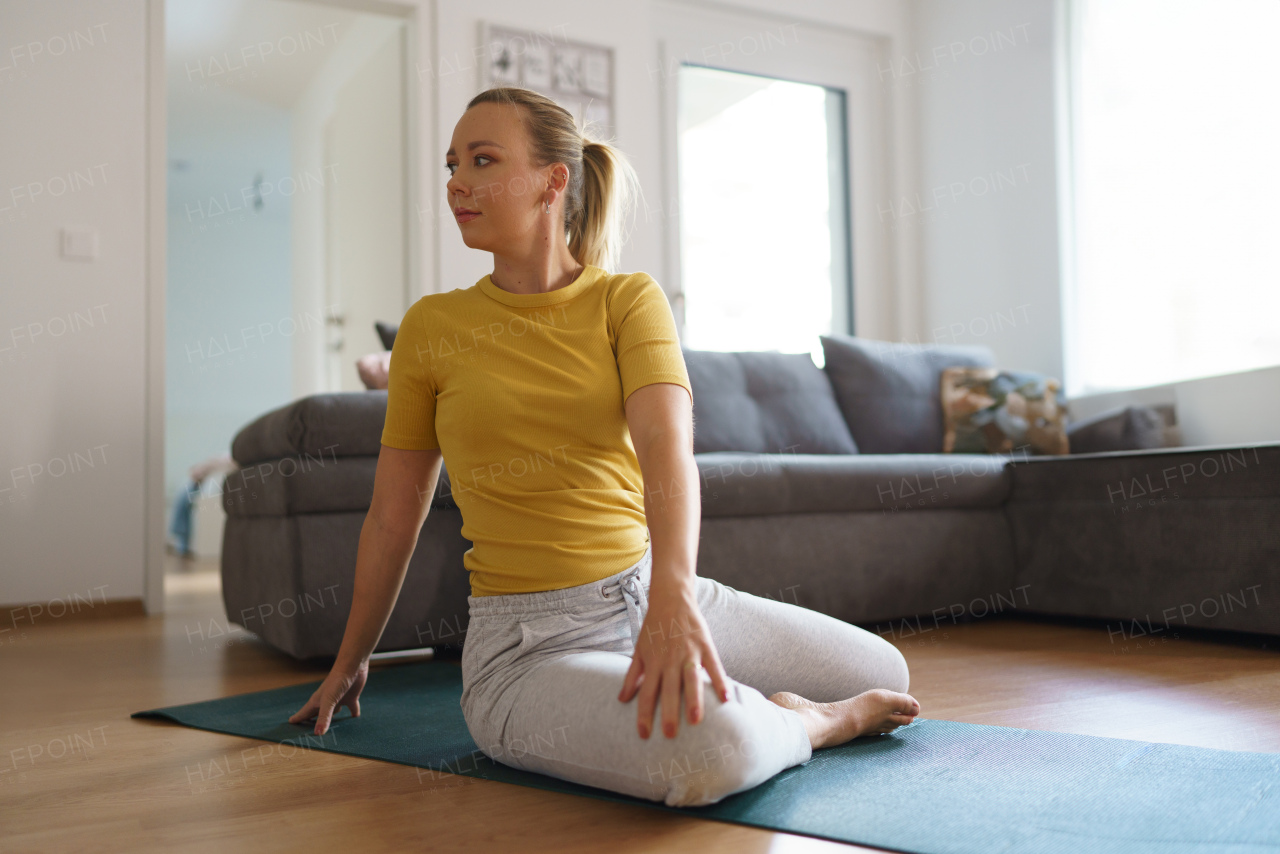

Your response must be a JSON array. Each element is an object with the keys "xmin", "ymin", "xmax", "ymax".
[
  {"xmin": 231, "ymin": 391, "xmax": 388, "ymax": 465},
  {"xmin": 681, "ymin": 348, "xmax": 859, "ymax": 455},
  {"xmin": 820, "ymin": 334, "xmax": 995, "ymax": 454}
]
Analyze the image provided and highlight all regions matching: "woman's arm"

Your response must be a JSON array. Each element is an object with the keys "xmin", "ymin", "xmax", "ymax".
[
  {"xmin": 617, "ymin": 382, "xmax": 732, "ymax": 739},
  {"xmin": 289, "ymin": 444, "xmax": 444, "ymax": 735},
  {"xmin": 332, "ymin": 444, "xmax": 443, "ymax": 671}
]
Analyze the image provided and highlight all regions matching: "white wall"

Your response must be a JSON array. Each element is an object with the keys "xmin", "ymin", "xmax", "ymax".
[
  {"xmin": 910, "ymin": 0, "xmax": 1062, "ymax": 376},
  {"xmin": 0, "ymin": 1, "xmax": 150, "ymax": 606}
]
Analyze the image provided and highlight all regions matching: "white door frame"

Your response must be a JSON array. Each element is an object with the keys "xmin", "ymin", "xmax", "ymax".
[
  {"xmin": 144, "ymin": 0, "xmax": 434, "ymax": 613},
  {"xmin": 653, "ymin": 0, "xmax": 903, "ymax": 344}
]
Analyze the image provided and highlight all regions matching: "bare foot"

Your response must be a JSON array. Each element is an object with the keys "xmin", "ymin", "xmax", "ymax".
[{"xmin": 768, "ymin": 688, "xmax": 921, "ymax": 750}]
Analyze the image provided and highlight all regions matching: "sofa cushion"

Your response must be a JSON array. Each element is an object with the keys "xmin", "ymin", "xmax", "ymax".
[
  {"xmin": 820, "ymin": 335, "xmax": 995, "ymax": 454},
  {"xmin": 222, "ymin": 454, "xmax": 456, "ymax": 517},
  {"xmin": 1066, "ymin": 405, "xmax": 1165, "ymax": 454},
  {"xmin": 697, "ymin": 451, "xmax": 1012, "ymax": 517},
  {"xmin": 232, "ymin": 391, "xmax": 389, "ymax": 464},
  {"xmin": 683, "ymin": 349, "xmax": 859, "ymax": 455}
]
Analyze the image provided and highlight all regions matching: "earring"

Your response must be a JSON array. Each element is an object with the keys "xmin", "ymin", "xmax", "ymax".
[{"xmin": 544, "ymin": 199, "xmax": 551, "ymax": 214}]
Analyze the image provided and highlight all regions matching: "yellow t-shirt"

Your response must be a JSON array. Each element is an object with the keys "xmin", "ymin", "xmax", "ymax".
[{"xmin": 380, "ymin": 264, "xmax": 692, "ymax": 597}]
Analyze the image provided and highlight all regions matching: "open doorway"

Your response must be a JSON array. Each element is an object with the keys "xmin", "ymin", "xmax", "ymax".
[{"xmin": 163, "ymin": 0, "xmax": 412, "ymax": 575}]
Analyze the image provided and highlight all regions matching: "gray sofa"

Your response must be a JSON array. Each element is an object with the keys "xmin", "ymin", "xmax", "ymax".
[{"xmin": 220, "ymin": 334, "xmax": 1280, "ymax": 658}]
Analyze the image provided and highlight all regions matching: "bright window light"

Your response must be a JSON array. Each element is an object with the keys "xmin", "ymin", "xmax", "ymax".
[
  {"xmin": 677, "ymin": 66, "xmax": 850, "ymax": 363},
  {"xmin": 1070, "ymin": 0, "xmax": 1280, "ymax": 395}
]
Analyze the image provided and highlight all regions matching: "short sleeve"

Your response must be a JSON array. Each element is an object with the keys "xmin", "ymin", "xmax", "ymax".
[
  {"xmin": 380, "ymin": 299, "xmax": 440, "ymax": 450},
  {"xmin": 611, "ymin": 274, "xmax": 692, "ymax": 405}
]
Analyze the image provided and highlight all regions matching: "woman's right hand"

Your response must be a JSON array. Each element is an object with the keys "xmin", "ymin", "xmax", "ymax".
[
  {"xmin": 284, "ymin": 446, "xmax": 442, "ymax": 737},
  {"xmin": 288, "ymin": 660, "xmax": 369, "ymax": 736}
]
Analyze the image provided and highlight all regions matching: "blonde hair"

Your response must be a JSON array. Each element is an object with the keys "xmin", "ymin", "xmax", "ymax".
[{"xmin": 466, "ymin": 86, "xmax": 639, "ymax": 273}]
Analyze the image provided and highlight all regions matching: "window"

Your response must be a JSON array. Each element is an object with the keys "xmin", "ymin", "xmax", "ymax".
[
  {"xmin": 1067, "ymin": 0, "xmax": 1280, "ymax": 395},
  {"xmin": 676, "ymin": 65, "xmax": 851, "ymax": 362}
]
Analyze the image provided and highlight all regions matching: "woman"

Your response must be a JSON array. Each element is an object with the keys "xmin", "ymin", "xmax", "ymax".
[{"xmin": 290, "ymin": 86, "xmax": 920, "ymax": 808}]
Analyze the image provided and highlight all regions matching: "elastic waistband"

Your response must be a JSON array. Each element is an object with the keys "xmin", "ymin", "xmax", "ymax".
[{"xmin": 467, "ymin": 543, "xmax": 652, "ymax": 617}]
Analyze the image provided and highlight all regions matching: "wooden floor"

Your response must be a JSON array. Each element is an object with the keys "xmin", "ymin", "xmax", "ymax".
[{"xmin": 3, "ymin": 556, "xmax": 1279, "ymax": 853}]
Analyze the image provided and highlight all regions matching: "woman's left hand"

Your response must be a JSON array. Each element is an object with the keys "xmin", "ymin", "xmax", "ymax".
[{"xmin": 618, "ymin": 581, "xmax": 732, "ymax": 739}]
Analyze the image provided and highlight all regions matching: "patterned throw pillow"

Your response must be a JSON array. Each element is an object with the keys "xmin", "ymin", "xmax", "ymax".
[{"xmin": 941, "ymin": 367, "xmax": 1069, "ymax": 455}]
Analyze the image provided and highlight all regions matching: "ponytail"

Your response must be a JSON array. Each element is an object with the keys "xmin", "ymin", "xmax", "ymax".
[{"xmin": 572, "ymin": 136, "xmax": 640, "ymax": 273}]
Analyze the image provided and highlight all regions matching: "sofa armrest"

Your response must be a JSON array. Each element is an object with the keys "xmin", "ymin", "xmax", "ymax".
[
  {"xmin": 232, "ymin": 391, "xmax": 390, "ymax": 465},
  {"xmin": 222, "ymin": 453, "xmax": 456, "ymax": 515}
]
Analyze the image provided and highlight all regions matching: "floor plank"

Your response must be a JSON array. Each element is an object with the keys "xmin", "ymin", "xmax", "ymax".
[{"xmin": 2, "ymin": 556, "xmax": 1277, "ymax": 853}]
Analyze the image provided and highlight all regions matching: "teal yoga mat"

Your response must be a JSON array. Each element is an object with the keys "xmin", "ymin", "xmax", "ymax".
[{"xmin": 133, "ymin": 661, "xmax": 1280, "ymax": 853}]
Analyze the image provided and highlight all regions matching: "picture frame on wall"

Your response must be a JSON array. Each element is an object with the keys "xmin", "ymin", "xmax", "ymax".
[{"xmin": 479, "ymin": 22, "xmax": 615, "ymax": 139}]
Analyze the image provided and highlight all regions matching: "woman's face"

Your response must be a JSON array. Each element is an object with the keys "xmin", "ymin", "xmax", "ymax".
[{"xmin": 445, "ymin": 102, "xmax": 560, "ymax": 252}]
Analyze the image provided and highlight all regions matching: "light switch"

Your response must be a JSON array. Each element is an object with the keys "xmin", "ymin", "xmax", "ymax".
[{"xmin": 60, "ymin": 227, "xmax": 98, "ymax": 261}]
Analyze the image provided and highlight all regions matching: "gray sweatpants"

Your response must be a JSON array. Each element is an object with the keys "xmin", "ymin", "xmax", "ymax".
[{"xmin": 459, "ymin": 543, "xmax": 910, "ymax": 807}]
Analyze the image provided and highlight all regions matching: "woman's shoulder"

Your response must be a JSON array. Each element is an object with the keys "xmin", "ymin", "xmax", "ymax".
[
  {"xmin": 598, "ymin": 269, "xmax": 678, "ymax": 339},
  {"xmin": 597, "ymin": 267, "xmax": 658, "ymax": 287},
  {"xmin": 598, "ymin": 268, "xmax": 666, "ymax": 304},
  {"xmin": 411, "ymin": 287, "xmax": 472, "ymax": 307},
  {"xmin": 390, "ymin": 291, "xmax": 471, "ymax": 349},
  {"xmin": 405, "ymin": 287, "xmax": 473, "ymax": 320}
]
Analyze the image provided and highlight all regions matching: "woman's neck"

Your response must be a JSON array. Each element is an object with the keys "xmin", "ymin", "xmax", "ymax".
[{"xmin": 489, "ymin": 253, "xmax": 584, "ymax": 295}]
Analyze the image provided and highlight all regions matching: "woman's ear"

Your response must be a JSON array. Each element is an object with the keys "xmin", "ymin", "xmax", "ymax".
[{"xmin": 549, "ymin": 162, "xmax": 569, "ymax": 193}]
